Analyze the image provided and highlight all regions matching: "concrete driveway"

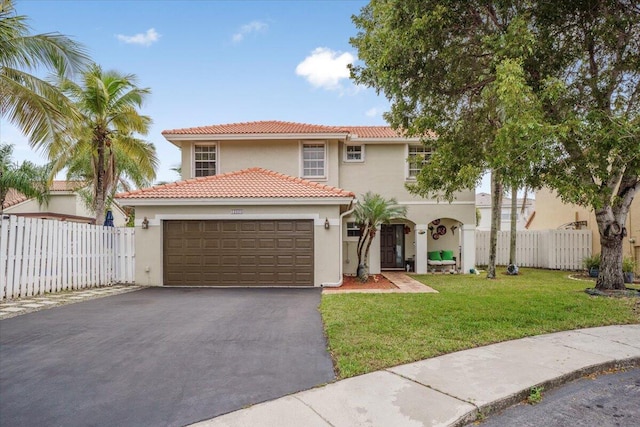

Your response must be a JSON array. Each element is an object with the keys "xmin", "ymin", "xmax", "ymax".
[{"xmin": 0, "ymin": 287, "xmax": 335, "ymax": 427}]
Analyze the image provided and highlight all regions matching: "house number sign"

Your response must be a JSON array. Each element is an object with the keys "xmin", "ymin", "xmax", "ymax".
[{"xmin": 231, "ymin": 209, "xmax": 243, "ymax": 214}]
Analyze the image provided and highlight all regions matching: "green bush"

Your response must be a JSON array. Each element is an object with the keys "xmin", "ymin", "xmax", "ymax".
[
  {"xmin": 622, "ymin": 257, "xmax": 636, "ymax": 273},
  {"xmin": 583, "ymin": 253, "xmax": 600, "ymax": 270}
]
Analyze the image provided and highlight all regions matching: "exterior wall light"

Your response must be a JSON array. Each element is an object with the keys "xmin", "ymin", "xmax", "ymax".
[
  {"xmin": 141, "ymin": 217, "xmax": 149, "ymax": 229},
  {"xmin": 324, "ymin": 218, "xmax": 330, "ymax": 229}
]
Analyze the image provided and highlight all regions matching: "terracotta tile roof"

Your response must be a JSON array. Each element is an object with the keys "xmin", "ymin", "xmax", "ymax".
[
  {"xmin": 162, "ymin": 120, "xmax": 350, "ymax": 135},
  {"xmin": 343, "ymin": 126, "xmax": 405, "ymax": 138},
  {"xmin": 115, "ymin": 168, "xmax": 355, "ymax": 200},
  {"xmin": 2, "ymin": 181, "xmax": 83, "ymax": 209}
]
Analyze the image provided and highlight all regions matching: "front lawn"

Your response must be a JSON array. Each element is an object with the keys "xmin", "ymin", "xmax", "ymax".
[{"xmin": 320, "ymin": 269, "xmax": 639, "ymax": 379}]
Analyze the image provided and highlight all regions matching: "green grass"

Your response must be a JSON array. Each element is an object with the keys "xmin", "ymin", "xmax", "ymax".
[{"xmin": 320, "ymin": 269, "xmax": 639, "ymax": 379}]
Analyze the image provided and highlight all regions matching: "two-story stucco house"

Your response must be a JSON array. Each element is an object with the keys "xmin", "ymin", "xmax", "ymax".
[{"xmin": 115, "ymin": 121, "xmax": 476, "ymax": 287}]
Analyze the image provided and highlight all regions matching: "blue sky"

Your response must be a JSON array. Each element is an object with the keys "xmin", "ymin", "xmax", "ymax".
[{"xmin": 2, "ymin": 0, "xmax": 491, "ymax": 190}]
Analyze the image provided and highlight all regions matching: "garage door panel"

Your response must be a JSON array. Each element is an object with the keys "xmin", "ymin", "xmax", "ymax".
[
  {"xmin": 259, "ymin": 222, "xmax": 275, "ymax": 232},
  {"xmin": 164, "ymin": 220, "xmax": 314, "ymax": 286},
  {"xmin": 295, "ymin": 255, "xmax": 313, "ymax": 266},
  {"xmin": 276, "ymin": 238, "xmax": 294, "ymax": 249},
  {"xmin": 239, "ymin": 239, "xmax": 257, "ymax": 249},
  {"xmin": 295, "ymin": 238, "xmax": 313, "ymax": 249}
]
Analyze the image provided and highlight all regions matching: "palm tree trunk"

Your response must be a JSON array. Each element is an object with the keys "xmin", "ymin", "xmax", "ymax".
[
  {"xmin": 360, "ymin": 228, "xmax": 376, "ymax": 281},
  {"xmin": 487, "ymin": 170, "xmax": 503, "ymax": 279},
  {"xmin": 94, "ymin": 130, "xmax": 107, "ymax": 225},
  {"xmin": 509, "ymin": 185, "xmax": 517, "ymax": 265}
]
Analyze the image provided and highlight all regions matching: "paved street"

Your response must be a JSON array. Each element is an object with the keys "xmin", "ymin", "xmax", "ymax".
[
  {"xmin": 0, "ymin": 287, "xmax": 334, "ymax": 427},
  {"xmin": 477, "ymin": 368, "xmax": 640, "ymax": 427}
]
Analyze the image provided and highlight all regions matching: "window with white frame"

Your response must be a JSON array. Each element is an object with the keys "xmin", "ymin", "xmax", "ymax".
[
  {"xmin": 346, "ymin": 221, "xmax": 361, "ymax": 237},
  {"xmin": 408, "ymin": 144, "xmax": 433, "ymax": 178},
  {"xmin": 302, "ymin": 143, "xmax": 326, "ymax": 178},
  {"xmin": 344, "ymin": 145, "xmax": 364, "ymax": 162},
  {"xmin": 194, "ymin": 145, "xmax": 217, "ymax": 177}
]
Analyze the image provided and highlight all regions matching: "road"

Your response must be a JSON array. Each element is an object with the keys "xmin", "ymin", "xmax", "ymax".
[{"xmin": 477, "ymin": 367, "xmax": 640, "ymax": 427}]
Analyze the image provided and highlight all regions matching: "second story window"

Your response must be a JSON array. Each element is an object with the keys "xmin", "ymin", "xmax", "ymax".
[
  {"xmin": 194, "ymin": 145, "xmax": 217, "ymax": 177},
  {"xmin": 408, "ymin": 144, "xmax": 432, "ymax": 178},
  {"xmin": 302, "ymin": 143, "xmax": 326, "ymax": 178},
  {"xmin": 344, "ymin": 145, "xmax": 364, "ymax": 162}
]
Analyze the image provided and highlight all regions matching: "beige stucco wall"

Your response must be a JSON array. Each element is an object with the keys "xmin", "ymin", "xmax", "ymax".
[
  {"xmin": 530, "ymin": 187, "xmax": 640, "ymax": 264},
  {"xmin": 132, "ymin": 203, "xmax": 343, "ymax": 287},
  {"xmin": 6, "ymin": 193, "xmax": 128, "ymax": 227},
  {"xmin": 338, "ymin": 142, "xmax": 475, "ymax": 204},
  {"xmin": 179, "ymin": 139, "xmax": 341, "ymax": 188},
  {"xmin": 7, "ymin": 194, "xmax": 76, "ymax": 216},
  {"xmin": 170, "ymin": 138, "xmax": 476, "ymax": 276}
]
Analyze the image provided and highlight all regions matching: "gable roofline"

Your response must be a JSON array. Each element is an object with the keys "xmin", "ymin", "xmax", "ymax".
[{"xmin": 161, "ymin": 120, "xmax": 425, "ymax": 146}]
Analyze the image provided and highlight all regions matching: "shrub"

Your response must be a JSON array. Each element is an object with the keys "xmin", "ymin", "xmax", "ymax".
[
  {"xmin": 622, "ymin": 257, "xmax": 637, "ymax": 273},
  {"xmin": 583, "ymin": 253, "xmax": 600, "ymax": 270}
]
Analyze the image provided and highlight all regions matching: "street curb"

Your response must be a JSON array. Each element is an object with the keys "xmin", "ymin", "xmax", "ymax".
[{"xmin": 451, "ymin": 356, "xmax": 640, "ymax": 426}]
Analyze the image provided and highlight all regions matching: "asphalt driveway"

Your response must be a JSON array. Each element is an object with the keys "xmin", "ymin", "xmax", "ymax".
[{"xmin": 0, "ymin": 287, "xmax": 335, "ymax": 427}]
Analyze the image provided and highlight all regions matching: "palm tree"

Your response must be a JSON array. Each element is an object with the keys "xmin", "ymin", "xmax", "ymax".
[
  {"xmin": 0, "ymin": 143, "xmax": 49, "ymax": 213},
  {"xmin": 39, "ymin": 63, "xmax": 154, "ymax": 224},
  {"xmin": 0, "ymin": 0, "xmax": 88, "ymax": 145},
  {"xmin": 354, "ymin": 192, "xmax": 407, "ymax": 282},
  {"xmin": 61, "ymin": 135, "xmax": 157, "ymax": 212}
]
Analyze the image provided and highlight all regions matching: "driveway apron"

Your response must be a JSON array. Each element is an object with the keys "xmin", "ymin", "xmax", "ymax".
[{"xmin": 0, "ymin": 287, "xmax": 335, "ymax": 427}]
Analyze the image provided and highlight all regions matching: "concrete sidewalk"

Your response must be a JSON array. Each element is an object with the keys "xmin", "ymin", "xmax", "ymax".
[{"xmin": 191, "ymin": 324, "xmax": 640, "ymax": 427}]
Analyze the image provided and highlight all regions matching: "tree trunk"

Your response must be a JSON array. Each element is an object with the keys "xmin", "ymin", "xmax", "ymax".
[
  {"xmin": 509, "ymin": 186, "xmax": 517, "ymax": 265},
  {"xmin": 94, "ymin": 130, "xmax": 107, "ymax": 226},
  {"xmin": 359, "ymin": 228, "xmax": 376, "ymax": 282},
  {"xmin": 487, "ymin": 171, "xmax": 503, "ymax": 279},
  {"xmin": 595, "ymin": 173, "xmax": 638, "ymax": 290}
]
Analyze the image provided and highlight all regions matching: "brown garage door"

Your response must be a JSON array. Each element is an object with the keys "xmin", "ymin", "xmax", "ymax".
[{"xmin": 163, "ymin": 220, "xmax": 314, "ymax": 286}]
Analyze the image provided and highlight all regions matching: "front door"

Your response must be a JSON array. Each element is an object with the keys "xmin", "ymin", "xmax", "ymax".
[{"xmin": 380, "ymin": 224, "xmax": 405, "ymax": 269}]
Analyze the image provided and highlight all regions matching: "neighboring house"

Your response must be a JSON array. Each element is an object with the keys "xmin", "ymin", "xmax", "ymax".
[
  {"xmin": 115, "ymin": 120, "xmax": 476, "ymax": 287},
  {"xmin": 476, "ymin": 192, "xmax": 535, "ymax": 231},
  {"xmin": 3, "ymin": 181, "xmax": 128, "ymax": 226},
  {"xmin": 528, "ymin": 187, "xmax": 639, "ymax": 265}
]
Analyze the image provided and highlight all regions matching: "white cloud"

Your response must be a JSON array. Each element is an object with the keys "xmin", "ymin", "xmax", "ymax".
[
  {"xmin": 365, "ymin": 107, "xmax": 379, "ymax": 117},
  {"xmin": 116, "ymin": 28, "xmax": 160, "ymax": 46},
  {"xmin": 232, "ymin": 21, "xmax": 268, "ymax": 43},
  {"xmin": 295, "ymin": 47, "xmax": 355, "ymax": 91}
]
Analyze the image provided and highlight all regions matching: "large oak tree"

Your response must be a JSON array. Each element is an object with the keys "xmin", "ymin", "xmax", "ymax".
[{"xmin": 350, "ymin": 0, "xmax": 639, "ymax": 289}]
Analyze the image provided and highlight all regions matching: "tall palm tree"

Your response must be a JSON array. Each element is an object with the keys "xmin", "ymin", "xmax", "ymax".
[
  {"xmin": 60, "ymin": 135, "xmax": 157, "ymax": 212},
  {"xmin": 0, "ymin": 143, "xmax": 49, "ymax": 213},
  {"xmin": 0, "ymin": 0, "xmax": 88, "ymax": 145},
  {"xmin": 40, "ymin": 64, "xmax": 154, "ymax": 224},
  {"xmin": 354, "ymin": 192, "xmax": 407, "ymax": 281}
]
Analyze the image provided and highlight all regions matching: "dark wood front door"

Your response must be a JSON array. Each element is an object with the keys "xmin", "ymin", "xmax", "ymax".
[{"xmin": 380, "ymin": 224, "xmax": 404, "ymax": 269}]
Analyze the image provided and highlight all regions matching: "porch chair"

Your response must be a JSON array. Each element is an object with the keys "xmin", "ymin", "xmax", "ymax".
[{"xmin": 427, "ymin": 250, "xmax": 456, "ymax": 273}]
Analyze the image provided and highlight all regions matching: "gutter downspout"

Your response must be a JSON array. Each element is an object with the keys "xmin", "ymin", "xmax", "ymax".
[{"xmin": 321, "ymin": 199, "xmax": 357, "ymax": 287}]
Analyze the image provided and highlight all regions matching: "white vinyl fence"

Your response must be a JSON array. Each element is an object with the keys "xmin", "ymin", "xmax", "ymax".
[
  {"xmin": 475, "ymin": 229, "xmax": 592, "ymax": 270},
  {"xmin": 0, "ymin": 215, "xmax": 135, "ymax": 300}
]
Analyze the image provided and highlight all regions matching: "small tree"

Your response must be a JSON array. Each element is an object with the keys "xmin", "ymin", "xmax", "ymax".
[
  {"xmin": 354, "ymin": 192, "xmax": 407, "ymax": 282},
  {"xmin": 0, "ymin": 143, "xmax": 48, "ymax": 213}
]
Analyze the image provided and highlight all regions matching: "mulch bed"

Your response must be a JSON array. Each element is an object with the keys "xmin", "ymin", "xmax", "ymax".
[{"xmin": 337, "ymin": 274, "xmax": 398, "ymax": 290}]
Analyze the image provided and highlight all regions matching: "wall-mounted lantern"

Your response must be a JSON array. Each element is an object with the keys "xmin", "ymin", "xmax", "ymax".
[
  {"xmin": 141, "ymin": 217, "xmax": 149, "ymax": 229},
  {"xmin": 324, "ymin": 218, "xmax": 330, "ymax": 229}
]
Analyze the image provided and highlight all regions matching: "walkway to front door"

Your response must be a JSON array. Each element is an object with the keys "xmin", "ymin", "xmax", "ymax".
[{"xmin": 380, "ymin": 224, "xmax": 405, "ymax": 269}]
